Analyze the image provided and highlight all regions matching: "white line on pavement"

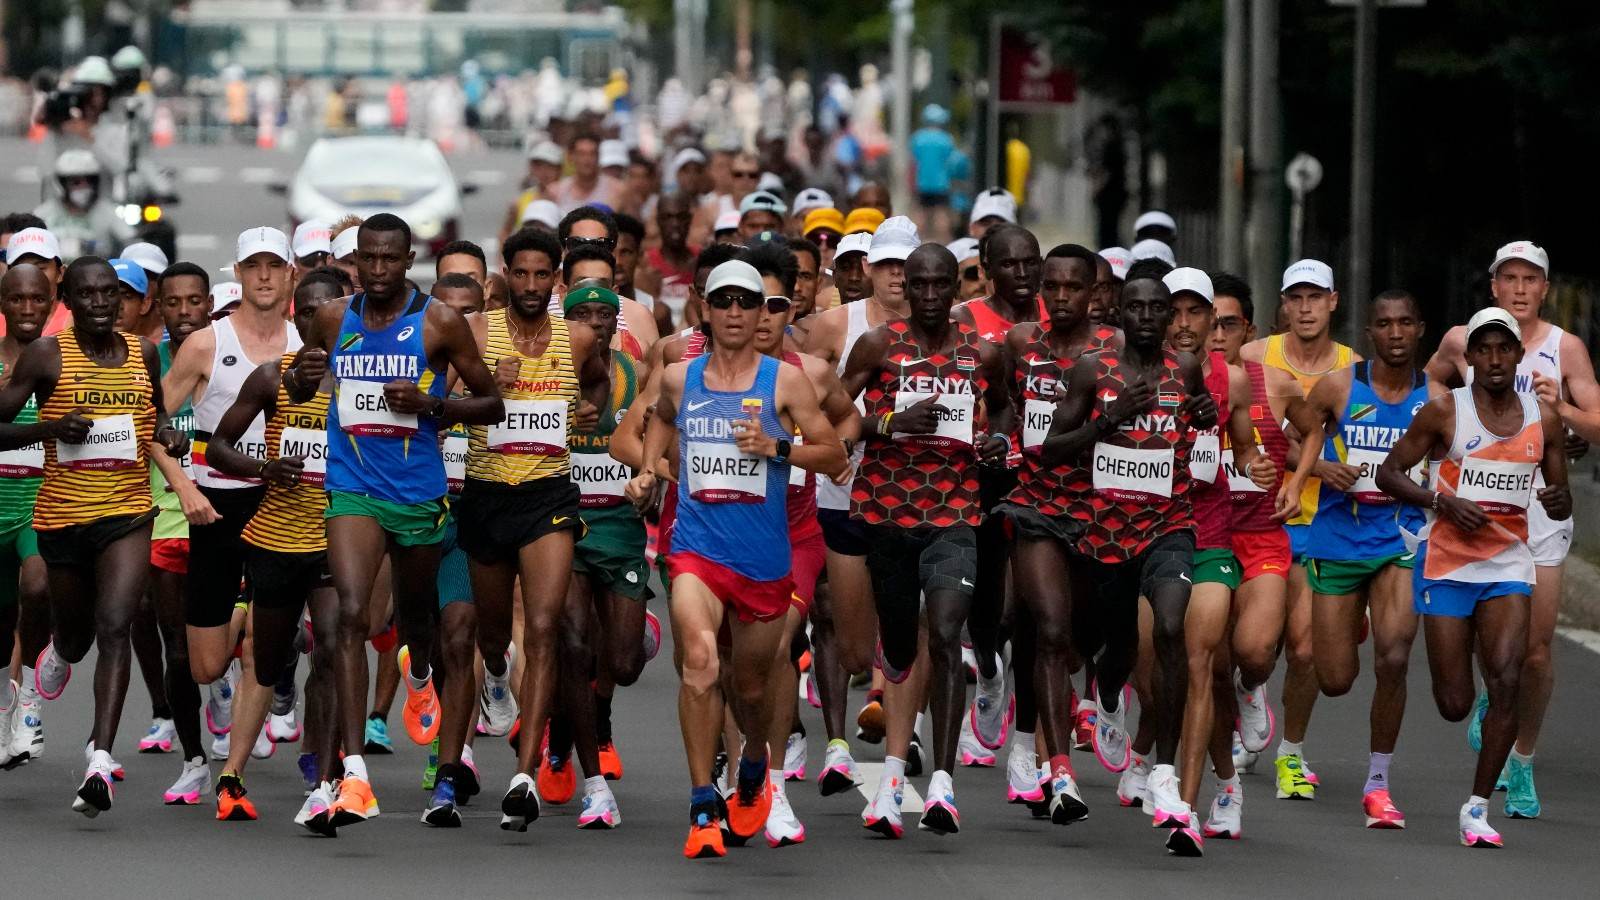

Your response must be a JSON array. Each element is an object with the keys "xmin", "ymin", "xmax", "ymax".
[
  {"xmin": 854, "ymin": 762, "xmax": 925, "ymax": 813},
  {"xmin": 239, "ymin": 167, "xmax": 279, "ymax": 184},
  {"xmin": 1557, "ymin": 626, "xmax": 1600, "ymax": 655},
  {"xmin": 185, "ymin": 166, "xmax": 223, "ymax": 184},
  {"xmin": 467, "ymin": 169, "xmax": 507, "ymax": 186}
]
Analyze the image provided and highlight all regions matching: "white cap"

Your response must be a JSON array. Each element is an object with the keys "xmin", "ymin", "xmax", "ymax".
[
  {"xmin": 1098, "ymin": 246, "xmax": 1131, "ymax": 280},
  {"xmin": 520, "ymin": 199, "xmax": 561, "ymax": 229},
  {"xmin": 1465, "ymin": 306, "xmax": 1521, "ymax": 345},
  {"xmin": 756, "ymin": 172, "xmax": 786, "ymax": 194},
  {"xmin": 867, "ymin": 216, "xmax": 920, "ymax": 264},
  {"xmin": 713, "ymin": 210, "xmax": 742, "ymax": 233},
  {"xmin": 526, "ymin": 139, "xmax": 563, "ymax": 165},
  {"xmin": 210, "ymin": 281, "xmax": 242, "ymax": 313},
  {"xmin": 739, "ymin": 190, "xmax": 787, "ymax": 216},
  {"xmin": 598, "ymin": 139, "xmax": 629, "ymax": 169},
  {"xmin": 1489, "ymin": 240, "xmax": 1549, "ymax": 277},
  {"xmin": 72, "ymin": 56, "xmax": 116, "ymax": 88},
  {"xmin": 111, "ymin": 46, "xmax": 147, "ymax": 71},
  {"xmin": 236, "ymin": 226, "xmax": 291, "ymax": 264},
  {"xmin": 330, "ymin": 228, "xmax": 359, "ymax": 261},
  {"xmin": 946, "ymin": 237, "xmax": 981, "ymax": 264},
  {"xmin": 1129, "ymin": 238, "xmax": 1176, "ymax": 267},
  {"xmin": 1162, "ymin": 267, "xmax": 1214, "ymax": 303},
  {"xmin": 793, "ymin": 188, "xmax": 834, "ymax": 216},
  {"xmin": 120, "ymin": 241, "xmax": 169, "ymax": 275},
  {"xmin": 55, "ymin": 148, "xmax": 99, "ymax": 178},
  {"xmin": 290, "ymin": 221, "xmax": 332, "ymax": 259},
  {"xmin": 704, "ymin": 260, "xmax": 764, "ymax": 297},
  {"xmin": 970, "ymin": 188, "xmax": 1017, "ymax": 225},
  {"xmin": 836, "ymin": 232, "xmax": 872, "ymax": 259},
  {"xmin": 1134, "ymin": 210, "xmax": 1177, "ymax": 234},
  {"xmin": 671, "ymin": 147, "xmax": 707, "ymax": 171},
  {"xmin": 5, "ymin": 228, "xmax": 61, "ymax": 264},
  {"xmin": 1280, "ymin": 258, "xmax": 1334, "ymax": 292}
]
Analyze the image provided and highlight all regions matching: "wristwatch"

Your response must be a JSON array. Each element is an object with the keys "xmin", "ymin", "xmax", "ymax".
[{"xmin": 772, "ymin": 439, "xmax": 791, "ymax": 465}]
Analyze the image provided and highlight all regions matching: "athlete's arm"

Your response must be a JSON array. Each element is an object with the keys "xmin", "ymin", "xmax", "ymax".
[
  {"xmin": 744, "ymin": 362, "xmax": 847, "ymax": 480},
  {"xmin": 652, "ymin": 295, "xmax": 673, "ymax": 335},
  {"xmin": 800, "ymin": 305, "xmax": 843, "ymax": 368},
  {"xmin": 161, "ymin": 325, "xmax": 214, "ymax": 414},
  {"xmin": 1376, "ymin": 394, "xmax": 1476, "ymax": 525},
  {"xmin": 625, "ymin": 361, "xmax": 685, "ymax": 507},
  {"xmin": 1041, "ymin": 354, "xmax": 1133, "ymax": 468},
  {"xmin": 977, "ymin": 336, "xmax": 1012, "ymax": 463},
  {"xmin": 1282, "ymin": 370, "xmax": 1356, "ymax": 517},
  {"xmin": 569, "ymin": 321, "xmax": 612, "ymax": 433},
  {"xmin": 802, "ymin": 354, "xmax": 862, "ymax": 444},
  {"xmin": 839, "ymin": 325, "xmax": 893, "ymax": 439},
  {"xmin": 208, "ymin": 361, "xmax": 285, "ymax": 482},
  {"xmin": 1178, "ymin": 352, "xmax": 1218, "ymax": 430},
  {"xmin": 0, "ymin": 338, "xmax": 83, "ymax": 449},
  {"xmin": 1422, "ymin": 326, "xmax": 1467, "ymax": 389},
  {"xmin": 1226, "ymin": 364, "xmax": 1276, "ymax": 490},
  {"xmin": 425, "ymin": 302, "xmax": 503, "ymax": 426},
  {"xmin": 621, "ymin": 299, "xmax": 659, "ymax": 351},
  {"xmin": 1534, "ymin": 399, "xmax": 1572, "ymax": 521},
  {"xmin": 283, "ymin": 299, "xmax": 345, "ymax": 404},
  {"xmin": 143, "ymin": 337, "xmax": 187, "ymax": 462}
]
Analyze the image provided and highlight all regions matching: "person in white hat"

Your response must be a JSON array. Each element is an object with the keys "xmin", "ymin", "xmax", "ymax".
[
  {"xmin": 328, "ymin": 222, "xmax": 361, "ymax": 290},
  {"xmin": 737, "ymin": 190, "xmax": 787, "ymax": 241},
  {"xmin": 712, "ymin": 210, "xmax": 742, "ymax": 245},
  {"xmin": 1134, "ymin": 210, "xmax": 1178, "ymax": 245},
  {"xmin": 790, "ymin": 187, "xmax": 835, "ymax": 234},
  {"xmin": 1, "ymin": 227, "xmax": 69, "ymax": 337},
  {"xmin": 1375, "ymin": 303, "xmax": 1569, "ymax": 849},
  {"xmin": 500, "ymin": 139, "xmax": 567, "ymax": 247},
  {"xmin": 1421, "ymin": 240, "xmax": 1599, "ymax": 821},
  {"xmin": 519, "ymin": 199, "xmax": 562, "ymax": 231},
  {"xmin": 34, "ymin": 148, "xmax": 132, "ymax": 260},
  {"xmin": 1129, "ymin": 238, "xmax": 1177, "ymax": 268},
  {"xmin": 290, "ymin": 221, "xmax": 333, "ymax": 271},
  {"xmin": 1090, "ymin": 246, "xmax": 1132, "ymax": 325},
  {"xmin": 967, "ymin": 187, "xmax": 1018, "ymax": 239},
  {"xmin": 598, "ymin": 139, "xmax": 630, "ymax": 179},
  {"xmin": 946, "ymin": 236, "xmax": 986, "ymax": 301}
]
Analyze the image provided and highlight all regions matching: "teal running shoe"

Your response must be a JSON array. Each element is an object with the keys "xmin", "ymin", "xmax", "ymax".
[
  {"xmin": 364, "ymin": 716, "xmax": 395, "ymax": 755},
  {"xmin": 1504, "ymin": 756, "xmax": 1541, "ymax": 819},
  {"xmin": 1466, "ymin": 691, "xmax": 1488, "ymax": 752}
]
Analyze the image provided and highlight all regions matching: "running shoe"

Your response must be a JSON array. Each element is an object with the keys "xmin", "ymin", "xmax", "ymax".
[
  {"xmin": 1466, "ymin": 690, "xmax": 1488, "ymax": 753},
  {"xmin": 727, "ymin": 762, "xmax": 773, "ymax": 843},
  {"xmin": 764, "ymin": 776, "xmax": 804, "ymax": 846},
  {"xmin": 599, "ymin": 740, "xmax": 624, "ymax": 781},
  {"xmin": 783, "ymin": 730, "xmax": 807, "ymax": 781},
  {"xmin": 642, "ymin": 609, "xmax": 662, "ymax": 663},
  {"xmin": 209, "ymin": 731, "xmax": 229, "ymax": 762},
  {"xmin": 363, "ymin": 716, "xmax": 394, "ymax": 754},
  {"xmin": 1147, "ymin": 764, "xmax": 1193, "ymax": 828},
  {"xmin": 1503, "ymin": 755, "xmax": 1541, "ymax": 819},
  {"xmin": 299, "ymin": 752, "xmax": 319, "ymax": 794},
  {"xmin": 478, "ymin": 646, "xmax": 518, "ymax": 737},
  {"xmin": 85, "ymin": 742, "xmax": 125, "ymax": 782},
  {"xmin": 800, "ymin": 670, "xmax": 821, "ymax": 709},
  {"xmin": 457, "ymin": 750, "xmax": 482, "ymax": 805},
  {"xmin": 684, "ymin": 805, "xmax": 726, "ymax": 859},
  {"xmin": 74, "ymin": 753, "xmax": 115, "ymax": 818},
  {"xmin": 1092, "ymin": 686, "xmax": 1132, "ymax": 773},
  {"xmin": 537, "ymin": 751, "xmax": 577, "ymax": 805},
  {"xmin": 1274, "ymin": 754, "xmax": 1316, "ymax": 800},
  {"xmin": 266, "ymin": 708, "xmax": 301, "ymax": 744},
  {"xmin": 214, "ymin": 774, "xmax": 256, "ymax": 821},
  {"xmin": 422, "ymin": 771, "xmax": 462, "ymax": 828},
  {"xmin": 331, "ymin": 775, "xmax": 379, "ymax": 826},
  {"xmin": 4, "ymin": 690, "xmax": 42, "ymax": 768},
  {"xmin": 1459, "ymin": 799, "xmax": 1503, "ymax": 848},
  {"xmin": 875, "ymin": 643, "xmax": 911, "ymax": 684},
  {"xmin": 499, "ymin": 773, "xmax": 540, "ymax": 831},
  {"xmin": 397, "ymin": 645, "xmax": 441, "ymax": 745},
  {"xmin": 1049, "ymin": 773, "xmax": 1090, "ymax": 825},
  {"xmin": 1234, "ymin": 672, "xmax": 1276, "ymax": 753},
  {"xmin": 919, "ymin": 770, "xmax": 960, "ymax": 834},
  {"xmin": 1027, "ymin": 766, "xmax": 1053, "ymax": 818},
  {"xmin": 861, "ymin": 771, "xmax": 904, "ymax": 838},
  {"xmin": 577, "ymin": 783, "xmax": 622, "ymax": 830},
  {"xmin": 139, "ymin": 717, "xmax": 176, "ymax": 753},
  {"xmin": 906, "ymin": 733, "xmax": 926, "ymax": 778},
  {"xmin": 961, "ymin": 642, "xmax": 979, "ymax": 682},
  {"xmin": 971, "ymin": 654, "xmax": 1014, "ymax": 750},
  {"xmin": 1363, "ymin": 788, "xmax": 1406, "ymax": 829},
  {"xmin": 164, "ymin": 756, "xmax": 210, "ymax": 805},
  {"xmin": 271, "ymin": 680, "xmax": 296, "ymax": 717},
  {"xmin": 1073, "ymin": 705, "xmax": 1096, "ymax": 752},
  {"xmin": 35, "ymin": 643, "xmax": 71, "ymax": 701},
  {"xmin": 1495, "ymin": 761, "xmax": 1510, "ymax": 793},
  {"xmin": 1231, "ymin": 731, "xmax": 1259, "ymax": 774},
  {"xmin": 817, "ymin": 738, "xmax": 861, "ymax": 796},
  {"xmin": 1005, "ymin": 741, "xmax": 1044, "ymax": 803},
  {"xmin": 1204, "ymin": 780, "xmax": 1242, "ymax": 839},
  {"xmin": 712, "ymin": 750, "xmax": 730, "ymax": 795},
  {"xmin": 958, "ymin": 714, "xmax": 997, "ymax": 767},
  {"xmin": 1166, "ymin": 825, "xmax": 1204, "ymax": 857},
  {"xmin": 295, "ymin": 782, "xmax": 336, "ymax": 836},
  {"xmin": 0, "ymin": 686, "xmax": 12, "ymax": 769},
  {"xmin": 855, "ymin": 694, "xmax": 885, "ymax": 744},
  {"xmin": 1117, "ymin": 754, "xmax": 1151, "ymax": 808},
  {"xmin": 422, "ymin": 738, "xmax": 439, "ymax": 790},
  {"xmin": 205, "ymin": 659, "xmax": 237, "ymax": 735},
  {"xmin": 251, "ymin": 725, "xmax": 275, "ymax": 760}
]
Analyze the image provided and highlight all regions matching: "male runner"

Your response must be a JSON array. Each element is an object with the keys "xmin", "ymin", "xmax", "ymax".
[
  {"xmin": 1423, "ymin": 241, "xmax": 1598, "ymax": 818},
  {"xmin": 436, "ymin": 240, "xmax": 489, "ymax": 288},
  {"xmin": 556, "ymin": 206, "xmax": 659, "ymax": 351},
  {"xmin": 841, "ymin": 243, "xmax": 1012, "ymax": 837},
  {"xmin": 1240, "ymin": 259, "xmax": 1358, "ymax": 798},
  {"xmin": 1377, "ymin": 306, "xmax": 1569, "ymax": 848},
  {"xmin": 0, "ymin": 256, "xmax": 187, "ymax": 815},
  {"xmin": 286, "ymin": 213, "xmax": 503, "ymax": 826},
  {"xmin": 626, "ymin": 258, "xmax": 846, "ymax": 858},
  {"xmin": 639, "ymin": 193, "xmax": 699, "ymax": 332}
]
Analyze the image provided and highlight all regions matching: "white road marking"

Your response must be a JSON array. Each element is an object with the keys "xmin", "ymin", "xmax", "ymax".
[
  {"xmin": 14, "ymin": 166, "xmax": 38, "ymax": 183},
  {"xmin": 184, "ymin": 166, "xmax": 223, "ymax": 184},
  {"xmin": 1558, "ymin": 626, "xmax": 1600, "ymax": 655},
  {"xmin": 239, "ymin": 167, "xmax": 279, "ymax": 184},
  {"xmin": 467, "ymin": 169, "xmax": 507, "ymax": 186},
  {"xmin": 854, "ymin": 762, "xmax": 925, "ymax": 813},
  {"xmin": 177, "ymin": 234, "xmax": 220, "ymax": 252}
]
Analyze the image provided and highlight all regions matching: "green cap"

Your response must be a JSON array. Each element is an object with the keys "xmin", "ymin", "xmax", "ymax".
[{"xmin": 562, "ymin": 284, "xmax": 620, "ymax": 315}]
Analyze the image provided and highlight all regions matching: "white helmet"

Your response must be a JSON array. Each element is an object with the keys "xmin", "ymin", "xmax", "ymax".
[
  {"xmin": 55, "ymin": 149, "xmax": 100, "ymax": 179},
  {"xmin": 72, "ymin": 56, "xmax": 116, "ymax": 88},
  {"xmin": 111, "ymin": 46, "xmax": 147, "ymax": 72}
]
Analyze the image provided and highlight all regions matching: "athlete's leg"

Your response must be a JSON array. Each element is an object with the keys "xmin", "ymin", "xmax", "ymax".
[
  {"xmin": 1310, "ymin": 585, "xmax": 1365, "ymax": 697},
  {"xmin": 671, "ymin": 574, "xmax": 727, "ymax": 786},
  {"xmin": 1015, "ymin": 536, "xmax": 1074, "ymax": 766},
  {"xmin": 510, "ymin": 530, "xmax": 576, "ymax": 775},
  {"xmin": 883, "ymin": 631, "xmax": 930, "ymax": 761},
  {"xmin": 152, "ymin": 567, "xmax": 203, "ymax": 760},
  {"xmin": 1179, "ymin": 583, "xmax": 1230, "ymax": 806},
  {"xmin": 728, "ymin": 613, "xmax": 789, "ymax": 770},
  {"xmin": 387, "ymin": 541, "xmax": 440, "ymax": 687},
  {"xmin": 824, "ymin": 549, "xmax": 876, "ymax": 674},
  {"xmin": 764, "ymin": 605, "xmax": 806, "ymax": 766},
  {"xmin": 557, "ymin": 573, "xmax": 600, "ymax": 778},
  {"xmin": 925, "ymin": 587, "xmax": 972, "ymax": 774},
  {"xmin": 304, "ymin": 586, "xmax": 340, "ymax": 783},
  {"xmin": 326, "ymin": 516, "xmax": 389, "ymax": 757},
  {"xmin": 1367, "ymin": 565, "xmax": 1417, "ymax": 757},
  {"xmin": 966, "ymin": 515, "xmax": 1007, "ymax": 680},
  {"xmin": 16, "ymin": 555, "xmax": 50, "ymax": 665},
  {"xmin": 368, "ymin": 557, "xmax": 399, "ymax": 727},
  {"xmin": 131, "ymin": 597, "xmax": 169, "ymax": 720},
  {"xmin": 1514, "ymin": 563, "xmax": 1560, "ymax": 756},
  {"xmin": 1129, "ymin": 598, "xmax": 1156, "ymax": 758},
  {"xmin": 222, "ymin": 618, "xmax": 266, "ymax": 779},
  {"xmin": 808, "ymin": 586, "xmax": 850, "ymax": 742},
  {"xmin": 1470, "ymin": 596, "xmax": 1527, "ymax": 799},
  {"xmin": 1146, "ymin": 577, "xmax": 1191, "ymax": 766},
  {"xmin": 1279, "ymin": 564, "xmax": 1318, "ymax": 745},
  {"xmin": 82, "ymin": 526, "xmax": 153, "ymax": 752},
  {"xmin": 599, "ymin": 588, "xmax": 647, "ymax": 689},
  {"xmin": 436, "ymin": 600, "xmax": 477, "ymax": 768},
  {"xmin": 1232, "ymin": 573, "xmax": 1286, "ymax": 690}
]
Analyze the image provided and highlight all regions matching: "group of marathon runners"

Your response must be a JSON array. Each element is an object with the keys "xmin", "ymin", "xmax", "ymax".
[{"xmin": 0, "ymin": 171, "xmax": 1582, "ymax": 858}]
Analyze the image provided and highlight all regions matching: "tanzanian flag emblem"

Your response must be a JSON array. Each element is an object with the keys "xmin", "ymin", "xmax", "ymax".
[
  {"xmin": 1348, "ymin": 403, "xmax": 1377, "ymax": 421},
  {"xmin": 338, "ymin": 332, "xmax": 363, "ymax": 353}
]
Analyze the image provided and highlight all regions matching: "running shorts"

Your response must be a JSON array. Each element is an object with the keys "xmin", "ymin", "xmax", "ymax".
[
  {"xmin": 1081, "ymin": 531, "xmax": 1196, "ymax": 605},
  {"xmin": 0, "ymin": 518, "xmax": 39, "ymax": 609},
  {"xmin": 186, "ymin": 486, "xmax": 265, "ymax": 628},
  {"xmin": 1528, "ymin": 500, "xmax": 1572, "ymax": 567},
  {"xmin": 818, "ymin": 508, "xmax": 870, "ymax": 557},
  {"xmin": 437, "ymin": 518, "xmax": 473, "ymax": 609},
  {"xmin": 788, "ymin": 528, "xmax": 827, "ymax": 615},
  {"xmin": 864, "ymin": 523, "xmax": 979, "ymax": 610},
  {"xmin": 1231, "ymin": 527, "xmax": 1291, "ymax": 582},
  {"xmin": 666, "ymin": 551, "xmax": 794, "ymax": 623},
  {"xmin": 574, "ymin": 505, "xmax": 650, "ymax": 602},
  {"xmin": 456, "ymin": 478, "xmax": 582, "ymax": 565},
  {"xmin": 244, "ymin": 546, "xmax": 331, "ymax": 611},
  {"xmin": 1192, "ymin": 547, "xmax": 1242, "ymax": 590},
  {"xmin": 998, "ymin": 502, "xmax": 1086, "ymax": 546},
  {"xmin": 1305, "ymin": 552, "xmax": 1414, "ymax": 597},
  {"xmin": 150, "ymin": 537, "xmax": 189, "ymax": 575},
  {"xmin": 36, "ymin": 509, "xmax": 156, "ymax": 571},
  {"xmin": 1413, "ymin": 542, "xmax": 1530, "ymax": 618},
  {"xmin": 327, "ymin": 490, "xmax": 449, "ymax": 548}
]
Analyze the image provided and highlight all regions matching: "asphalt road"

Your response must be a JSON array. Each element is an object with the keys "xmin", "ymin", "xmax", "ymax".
[{"xmin": 4, "ymin": 138, "xmax": 1600, "ymax": 897}]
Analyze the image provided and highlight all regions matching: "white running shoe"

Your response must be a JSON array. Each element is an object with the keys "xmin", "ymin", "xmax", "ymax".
[
  {"xmin": 971, "ymin": 652, "xmax": 1013, "ymax": 750},
  {"xmin": 577, "ymin": 783, "xmax": 622, "ymax": 830},
  {"xmin": 210, "ymin": 731, "xmax": 230, "ymax": 762},
  {"xmin": 206, "ymin": 660, "xmax": 238, "ymax": 736},
  {"xmin": 958, "ymin": 714, "xmax": 996, "ymax": 767},
  {"xmin": 267, "ymin": 708, "xmax": 301, "ymax": 743},
  {"xmin": 139, "ymin": 717, "xmax": 176, "ymax": 753},
  {"xmin": 1459, "ymin": 798, "xmax": 1503, "ymax": 848},
  {"xmin": 1146, "ymin": 764, "xmax": 1193, "ymax": 828},
  {"xmin": 816, "ymin": 739, "xmax": 861, "ymax": 796},
  {"xmin": 1092, "ymin": 686, "xmax": 1132, "ymax": 772},
  {"xmin": 1204, "ymin": 778, "xmax": 1243, "ymax": 839},
  {"xmin": 251, "ymin": 724, "xmax": 275, "ymax": 759},
  {"xmin": 295, "ymin": 782, "xmax": 336, "ymax": 836},
  {"xmin": 6, "ymin": 690, "xmax": 43, "ymax": 766},
  {"xmin": 163, "ymin": 756, "xmax": 211, "ymax": 805},
  {"xmin": 35, "ymin": 644, "xmax": 71, "ymax": 700},
  {"xmin": 0, "ymin": 680, "xmax": 16, "ymax": 768},
  {"xmin": 1005, "ymin": 740, "xmax": 1043, "ymax": 803},
  {"xmin": 1117, "ymin": 754, "xmax": 1151, "ymax": 808},
  {"xmin": 764, "ymin": 775, "xmax": 805, "ymax": 846},
  {"xmin": 783, "ymin": 730, "xmax": 807, "ymax": 782},
  {"xmin": 478, "ymin": 647, "xmax": 519, "ymax": 737},
  {"xmin": 919, "ymin": 770, "xmax": 960, "ymax": 835},
  {"xmin": 1234, "ymin": 672, "xmax": 1275, "ymax": 753},
  {"xmin": 73, "ymin": 749, "xmax": 116, "ymax": 817},
  {"xmin": 861, "ymin": 770, "xmax": 904, "ymax": 838},
  {"xmin": 1049, "ymin": 772, "xmax": 1090, "ymax": 825},
  {"xmin": 1231, "ymin": 730, "xmax": 1259, "ymax": 774}
]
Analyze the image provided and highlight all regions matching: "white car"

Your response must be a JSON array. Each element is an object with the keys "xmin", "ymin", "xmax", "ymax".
[{"xmin": 275, "ymin": 136, "xmax": 477, "ymax": 255}]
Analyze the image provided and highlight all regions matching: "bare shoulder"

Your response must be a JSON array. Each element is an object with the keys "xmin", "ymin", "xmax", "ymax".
[{"xmin": 1240, "ymin": 336, "xmax": 1269, "ymax": 363}]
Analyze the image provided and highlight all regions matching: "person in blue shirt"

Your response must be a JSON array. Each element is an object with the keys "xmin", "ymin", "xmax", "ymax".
[{"xmin": 910, "ymin": 104, "xmax": 959, "ymax": 238}]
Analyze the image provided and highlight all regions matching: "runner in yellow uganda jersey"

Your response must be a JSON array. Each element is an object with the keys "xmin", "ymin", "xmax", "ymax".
[
  {"xmin": 205, "ymin": 277, "xmax": 341, "ymax": 833},
  {"xmin": 0, "ymin": 257, "xmax": 188, "ymax": 818},
  {"xmin": 457, "ymin": 227, "xmax": 609, "ymax": 832}
]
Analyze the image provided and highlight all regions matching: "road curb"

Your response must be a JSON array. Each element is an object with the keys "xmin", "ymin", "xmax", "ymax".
[{"xmin": 1562, "ymin": 552, "xmax": 1600, "ymax": 630}]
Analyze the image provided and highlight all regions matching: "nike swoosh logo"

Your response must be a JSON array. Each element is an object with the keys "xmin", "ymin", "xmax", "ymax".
[
  {"xmin": 1179, "ymin": 573, "xmax": 1191, "ymax": 583},
  {"xmin": 686, "ymin": 399, "xmax": 715, "ymax": 411},
  {"xmin": 552, "ymin": 516, "xmax": 569, "ymax": 525},
  {"xmin": 960, "ymin": 578, "xmax": 974, "ymax": 587}
]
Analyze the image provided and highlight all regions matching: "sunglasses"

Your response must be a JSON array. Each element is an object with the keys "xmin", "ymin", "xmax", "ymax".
[
  {"xmin": 565, "ymin": 236, "xmax": 616, "ymax": 251},
  {"xmin": 705, "ymin": 291, "xmax": 765, "ymax": 310},
  {"xmin": 962, "ymin": 265, "xmax": 981, "ymax": 281},
  {"xmin": 732, "ymin": 170, "xmax": 760, "ymax": 180}
]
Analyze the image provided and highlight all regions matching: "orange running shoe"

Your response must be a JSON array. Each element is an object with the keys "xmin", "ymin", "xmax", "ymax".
[
  {"xmin": 537, "ymin": 751, "xmax": 577, "ymax": 805},
  {"xmin": 397, "ymin": 646, "xmax": 441, "ymax": 745},
  {"xmin": 726, "ymin": 764, "xmax": 773, "ymax": 842},
  {"xmin": 684, "ymin": 812, "xmax": 726, "ymax": 859},
  {"xmin": 215, "ymin": 774, "xmax": 257, "ymax": 821},
  {"xmin": 856, "ymin": 694, "xmax": 885, "ymax": 744},
  {"xmin": 599, "ymin": 741, "xmax": 624, "ymax": 781},
  {"xmin": 330, "ymin": 776, "xmax": 380, "ymax": 827}
]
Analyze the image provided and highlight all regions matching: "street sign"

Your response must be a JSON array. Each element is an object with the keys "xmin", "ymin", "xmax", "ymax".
[
  {"xmin": 997, "ymin": 28, "xmax": 1075, "ymax": 105},
  {"xmin": 1285, "ymin": 153, "xmax": 1324, "ymax": 195}
]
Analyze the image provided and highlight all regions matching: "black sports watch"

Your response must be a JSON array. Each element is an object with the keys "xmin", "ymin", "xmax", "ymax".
[{"xmin": 772, "ymin": 438, "xmax": 791, "ymax": 465}]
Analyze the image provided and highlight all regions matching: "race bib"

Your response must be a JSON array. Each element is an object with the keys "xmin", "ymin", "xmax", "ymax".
[
  {"xmin": 572, "ymin": 451, "xmax": 630, "ymax": 507},
  {"xmin": 57, "ymin": 413, "xmax": 139, "ymax": 470},
  {"xmin": 686, "ymin": 440, "xmax": 766, "ymax": 503},
  {"xmin": 892, "ymin": 390, "xmax": 975, "ymax": 449},
  {"xmin": 0, "ymin": 442, "xmax": 45, "ymax": 478},
  {"xmin": 443, "ymin": 431, "xmax": 469, "ymax": 495},
  {"xmin": 488, "ymin": 399, "xmax": 567, "ymax": 455},
  {"xmin": 1022, "ymin": 398, "xmax": 1055, "ymax": 454},
  {"xmin": 1189, "ymin": 431, "xmax": 1220, "ymax": 483},
  {"xmin": 1456, "ymin": 457, "xmax": 1537, "ymax": 513},
  {"xmin": 278, "ymin": 426, "xmax": 329, "ymax": 487},
  {"xmin": 337, "ymin": 380, "xmax": 418, "ymax": 437},
  {"xmin": 1225, "ymin": 446, "xmax": 1267, "ymax": 498},
  {"xmin": 1092, "ymin": 442, "xmax": 1175, "ymax": 501},
  {"xmin": 1345, "ymin": 446, "xmax": 1424, "ymax": 505}
]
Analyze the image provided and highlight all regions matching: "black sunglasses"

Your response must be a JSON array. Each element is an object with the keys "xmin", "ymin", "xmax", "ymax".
[
  {"xmin": 732, "ymin": 170, "xmax": 760, "ymax": 179},
  {"xmin": 706, "ymin": 291, "xmax": 766, "ymax": 311},
  {"xmin": 564, "ymin": 236, "xmax": 616, "ymax": 251},
  {"xmin": 763, "ymin": 295, "xmax": 792, "ymax": 313}
]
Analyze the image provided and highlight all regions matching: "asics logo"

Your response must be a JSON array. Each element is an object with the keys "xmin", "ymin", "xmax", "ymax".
[{"xmin": 397, "ymin": 326, "xmax": 416, "ymax": 342}]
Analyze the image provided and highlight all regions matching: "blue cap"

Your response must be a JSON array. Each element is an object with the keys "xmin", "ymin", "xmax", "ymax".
[
  {"xmin": 109, "ymin": 258, "xmax": 149, "ymax": 295},
  {"xmin": 922, "ymin": 103, "xmax": 950, "ymax": 126}
]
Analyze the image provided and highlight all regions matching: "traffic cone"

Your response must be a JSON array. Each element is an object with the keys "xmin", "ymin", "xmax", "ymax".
[{"xmin": 152, "ymin": 105, "xmax": 175, "ymax": 148}]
